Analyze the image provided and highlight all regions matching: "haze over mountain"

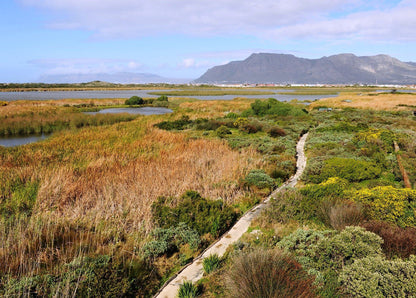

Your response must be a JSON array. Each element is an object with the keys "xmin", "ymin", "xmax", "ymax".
[
  {"xmin": 37, "ymin": 72, "xmax": 190, "ymax": 84},
  {"xmin": 194, "ymin": 53, "xmax": 416, "ymax": 85}
]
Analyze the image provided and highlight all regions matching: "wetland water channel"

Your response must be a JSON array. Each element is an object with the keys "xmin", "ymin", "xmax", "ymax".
[
  {"xmin": 0, "ymin": 89, "xmax": 337, "ymax": 101},
  {"xmin": 0, "ymin": 107, "xmax": 173, "ymax": 147}
]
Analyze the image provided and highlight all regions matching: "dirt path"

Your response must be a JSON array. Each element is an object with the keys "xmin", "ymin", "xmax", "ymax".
[{"xmin": 155, "ymin": 133, "xmax": 309, "ymax": 298}]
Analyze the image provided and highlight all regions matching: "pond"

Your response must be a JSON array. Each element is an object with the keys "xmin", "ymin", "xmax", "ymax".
[
  {"xmin": 84, "ymin": 107, "xmax": 173, "ymax": 115},
  {"xmin": 0, "ymin": 89, "xmax": 337, "ymax": 102},
  {"xmin": 0, "ymin": 133, "xmax": 50, "ymax": 147}
]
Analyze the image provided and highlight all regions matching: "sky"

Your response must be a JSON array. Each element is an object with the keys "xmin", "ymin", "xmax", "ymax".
[{"xmin": 1, "ymin": 0, "xmax": 416, "ymax": 82}]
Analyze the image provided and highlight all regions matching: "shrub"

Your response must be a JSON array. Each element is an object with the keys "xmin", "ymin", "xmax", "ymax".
[
  {"xmin": 203, "ymin": 254, "xmax": 221, "ymax": 274},
  {"xmin": 0, "ymin": 101, "xmax": 7, "ymax": 106},
  {"xmin": 151, "ymin": 191, "xmax": 238, "ymax": 237},
  {"xmin": 328, "ymin": 201, "xmax": 365, "ymax": 230},
  {"xmin": 351, "ymin": 186, "xmax": 416, "ymax": 227},
  {"xmin": 156, "ymin": 95, "xmax": 169, "ymax": 102},
  {"xmin": 154, "ymin": 115, "xmax": 192, "ymax": 130},
  {"xmin": 263, "ymin": 189, "xmax": 307, "ymax": 224},
  {"xmin": 0, "ymin": 180, "xmax": 39, "ymax": 219},
  {"xmin": 318, "ymin": 158, "xmax": 382, "ymax": 183},
  {"xmin": 268, "ymin": 126, "xmax": 287, "ymax": 137},
  {"xmin": 339, "ymin": 256, "xmax": 416, "ymax": 297},
  {"xmin": 242, "ymin": 169, "xmax": 275, "ymax": 190},
  {"xmin": 178, "ymin": 281, "xmax": 200, "ymax": 298},
  {"xmin": 310, "ymin": 226, "xmax": 383, "ymax": 273},
  {"xmin": 362, "ymin": 220, "xmax": 416, "ymax": 258},
  {"xmin": 226, "ymin": 249, "xmax": 316, "ymax": 298},
  {"xmin": 142, "ymin": 222, "xmax": 200, "ymax": 258},
  {"xmin": 125, "ymin": 96, "xmax": 144, "ymax": 105},
  {"xmin": 216, "ymin": 125, "xmax": 232, "ymax": 138}
]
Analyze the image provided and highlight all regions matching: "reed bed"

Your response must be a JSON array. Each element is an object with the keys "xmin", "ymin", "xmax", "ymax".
[{"xmin": 0, "ymin": 108, "xmax": 263, "ymax": 278}]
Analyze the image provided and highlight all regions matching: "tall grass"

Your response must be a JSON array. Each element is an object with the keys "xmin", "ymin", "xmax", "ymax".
[{"xmin": 0, "ymin": 109, "xmax": 263, "ymax": 280}]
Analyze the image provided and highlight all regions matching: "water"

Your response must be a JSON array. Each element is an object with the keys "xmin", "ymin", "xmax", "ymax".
[
  {"xmin": 84, "ymin": 107, "xmax": 173, "ymax": 115},
  {"xmin": 0, "ymin": 133, "xmax": 50, "ymax": 147},
  {"xmin": 0, "ymin": 89, "xmax": 337, "ymax": 102}
]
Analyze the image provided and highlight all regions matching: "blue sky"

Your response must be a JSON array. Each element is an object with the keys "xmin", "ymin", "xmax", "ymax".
[{"xmin": 1, "ymin": 0, "xmax": 416, "ymax": 82}]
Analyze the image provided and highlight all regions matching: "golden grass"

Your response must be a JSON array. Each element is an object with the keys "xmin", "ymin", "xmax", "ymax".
[
  {"xmin": 0, "ymin": 100, "xmax": 264, "ymax": 276},
  {"xmin": 310, "ymin": 92, "xmax": 416, "ymax": 111},
  {"xmin": 179, "ymin": 98, "xmax": 253, "ymax": 118}
]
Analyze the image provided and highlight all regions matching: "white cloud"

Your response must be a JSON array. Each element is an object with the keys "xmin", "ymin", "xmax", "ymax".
[{"xmin": 18, "ymin": 1, "xmax": 416, "ymax": 42}]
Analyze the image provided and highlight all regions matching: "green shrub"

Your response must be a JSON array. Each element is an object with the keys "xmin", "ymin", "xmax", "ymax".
[
  {"xmin": 125, "ymin": 96, "xmax": 144, "ymax": 105},
  {"xmin": 339, "ymin": 256, "xmax": 416, "ymax": 298},
  {"xmin": 178, "ymin": 281, "xmax": 200, "ymax": 298},
  {"xmin": 226, "ymin": 249, "xmax": 316, "ymax": 298},
  {"xmin": 0, "ymin": 180, "xmax": 39, "ymax": 219},
  {"xmin": 318, "ymin": 158, "xmax": 382, "ymax": 183},
  {"xmin": 263, "ymin": 189, "xmax": 307, "ymax": 223},
  {"xmin": 310, "ymin": 226, "xmax": 383, "ymax": 273},
  {"xmin": 203, "ymin": 254, "xmax": 221, "ymax": 274},
  {"xmin": 142, "ymin": 222, "xmax": 200, "ymax": 258},
  {"xmin": 151, "ymin": 191, "xmax": 238, "ymax": 237},
  {"xmin": 242, "ymin": 169, "xmax": 275, "ymax": 190},
  {"xmin": 154, "ymin": 115, "xmax": 192, "ymax": 130},
  {"xmin": 156, "ymin": 95, "xmax": 169, "ymax": 102},
  {"xmin": 247, "ymin": 98, "xmax": 307, "ymax": 117},
  {"xmin": 216, "ymin": 125, "xmax": 232, "ymax": 138}
]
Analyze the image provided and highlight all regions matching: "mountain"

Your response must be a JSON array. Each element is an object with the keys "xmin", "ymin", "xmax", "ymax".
[
  {"xmin": 194, "ymin": 53, "xmax": 416, "ymax": 85},
  {"xmin": 37, "ymin": 72, "xmax": 190, "ymax": 84}
]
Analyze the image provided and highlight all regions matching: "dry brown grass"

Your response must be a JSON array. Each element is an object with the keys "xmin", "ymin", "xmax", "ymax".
[
  {"xmin": 179, "ymin": 98, "xmax": 253, "ymax": 118},
  {"xmin": 310, "ymin": 92, "xmax": 416, "ymax": 111}
]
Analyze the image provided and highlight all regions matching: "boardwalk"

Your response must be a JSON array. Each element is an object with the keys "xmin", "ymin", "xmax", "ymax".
[{"xmin": 155, "ymin": 133, "xmax": 309, "ymax": 298}]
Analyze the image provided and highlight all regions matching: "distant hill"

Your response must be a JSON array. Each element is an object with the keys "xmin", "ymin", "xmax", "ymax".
[
  {"xmin": 38, "ymin": 72, "xmax": 190, "ymax": 84},
  {"xmin": 194, "ymin": 53, "xmax": 416, "ymax": 85}
]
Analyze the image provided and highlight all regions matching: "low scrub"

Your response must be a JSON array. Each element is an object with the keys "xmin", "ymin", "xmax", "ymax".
[
  {"xmin": 226, "ymin": 249, "xmax": 316, "ymax": 298},
  {"xmin": 151, "ymin": 191, "xmax": 238, "ymax": 237}
]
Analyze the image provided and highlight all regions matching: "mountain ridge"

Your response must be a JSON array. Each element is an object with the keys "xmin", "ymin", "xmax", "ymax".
[{"xmin": 194, "ymin": 53, "xmax": 416, "ymax": 84}]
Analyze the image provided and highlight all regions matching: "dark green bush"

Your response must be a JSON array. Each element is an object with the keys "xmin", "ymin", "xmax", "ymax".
[
  {"xmin": 154, "ymin": 115, "xmax": 192, "ymax": 130},
  {"xmin": 125, "ymin": 96, "xmax": 144, "ymax": 105},
  {"xmin": 156, "ymin": 95, "xmax": 169, "ymax": 102},
  {"xmin": 247, "ymin": 98, "xmax": 307, "ymax": 117},
  {"xmin": 151, "ymin": 191, "xmax": 238, "ymax": 237},
  {"xmin": 263, "ymin": 189, "xmax": 307, "ymax": 224}
]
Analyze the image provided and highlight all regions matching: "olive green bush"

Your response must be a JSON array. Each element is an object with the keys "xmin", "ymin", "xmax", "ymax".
[
  {"xmin": 203, "ymin": 254, "xmax": 221, "ymax": 274},
  {"xmin": 242, "ymin": 169, "xmax": 275, "ymax": 190},
  {"xmin": 339, "ymin": 256, "xmax": 416, "ymax": 298},
  {"xmin": 151, "ymin": 191, "xmax": 238, "ymax": 237},
  {"xmin": 125, "ymin": 96, "xmax": 144, "ymax": 105}
]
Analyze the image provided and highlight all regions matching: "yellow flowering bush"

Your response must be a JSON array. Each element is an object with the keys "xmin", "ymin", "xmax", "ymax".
[{"xmin": 351, "ymin": 186, "xmax": 416, "ymax": 227}]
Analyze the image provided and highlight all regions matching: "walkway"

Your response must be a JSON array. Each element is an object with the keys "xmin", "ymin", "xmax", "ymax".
[{"xmin": 155, "ymin": 133, "xmax": 309, "ymax": 298}]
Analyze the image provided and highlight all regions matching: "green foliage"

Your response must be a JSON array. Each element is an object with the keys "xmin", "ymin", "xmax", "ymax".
[
  {"xmin": 0, "ymin": 180, "xmax": 39, "ymax": 219},
  {"xmin": 125, "ymin": 96, "xmax": 144, "ymax": 105},
  {"xmin": 151, "ymin": 191, "xmax": 238, "ymax": 237},
  {"xmin": 141, "ymin": 222, "xmax": 200, "ymax": 258},
  {"xmin": 247, "ymin": 98, "xmax": 307, "ymax": 117},
  {"xmin": 339, "ymin": 256, "xmax": 416, "ymax": 298},
  {"xmin": 350, "ymin": 186, "xmax": 416, "ymax": 227},
  {"xmin": 263, "ymin": 189, "xmax": 307, "ymax": 223},
  {"xmin": 216, "ymin": 125, "xmax": 232, "ymax": 138},
  {"xmin": 317, "ymin": 158, "xmax": 382, "ymax": 183},
  {"xmin": 178, "ymin": 281, "xmax": 200, "ymax": 298},
  {"xmin": 310, "ymin": 226, "xmax": 383, "ymax": 273},
  {"xmin": 1, "ymin": 255, "xmax": 152, "ymax": 297},
  {"xmin": 203, "ymin": 254, "xmax": 221, "ymax": 274},
  {"xmin": 156, "ymin": 95, "xmax": 169, "ymax": 102},
  {"xmin": 242, "ymin": 169, "xmax": 275, "ymax": 190},
  {"xmin": 154, "ymin": 115, "xmax": 192, "ymax": 130}
]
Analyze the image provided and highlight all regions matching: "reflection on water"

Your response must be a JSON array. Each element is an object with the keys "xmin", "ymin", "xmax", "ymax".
[
  {"xmin": 0, "ymin": 133, "xmax": 50, "ymax": 147},
  {"xmin": 84, "ymin": 107, "xmax": 173, "ymax": 115}
]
